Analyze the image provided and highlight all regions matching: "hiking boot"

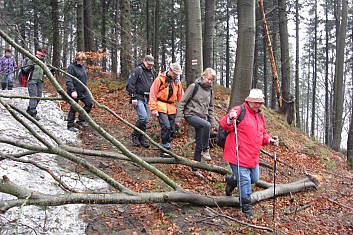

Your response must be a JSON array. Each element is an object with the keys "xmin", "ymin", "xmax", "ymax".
[
  {"xmin": 131, "ymin": 134, "xmax": 141, "ymax": 147},
  {"xmin": 201, "ymin": 149, "xmax": 212, "ymax": 161},
  {"xmin": 76, "ymin": 121, "xmax": 89, "ymax": 128},
  {"xmin": 68, "ymin": 126, "xmax": 78, "ymax": 132},
  {"xmin": 241, "ymin": 197, "xmax": 254, "ymax": 218},
  {"xmin": 31, "ymin": 115, "xmax": 40, "ymax": 121},
  {"xmin": 225, "ymin": 175, "xmax": 237, "ymax": 196},
  {"xmin": 139, "ymin": 136, "xmax": 150, "ymax": 148}
]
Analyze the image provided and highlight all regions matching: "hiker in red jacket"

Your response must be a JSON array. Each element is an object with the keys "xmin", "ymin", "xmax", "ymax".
[{"xmin": 220, "ymin": 88, "xmax": 278, "ymax": 218}]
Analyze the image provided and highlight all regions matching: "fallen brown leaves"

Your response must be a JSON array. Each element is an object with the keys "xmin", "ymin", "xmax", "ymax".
[{"xmin": 49, "ymin": 75, "xmax": 353, "ymax": 235}]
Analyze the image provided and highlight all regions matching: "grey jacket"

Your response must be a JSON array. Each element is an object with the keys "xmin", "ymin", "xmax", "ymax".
[{"xmin": 176, "ymin": 78, "xmax": 216, "ymax": 127}]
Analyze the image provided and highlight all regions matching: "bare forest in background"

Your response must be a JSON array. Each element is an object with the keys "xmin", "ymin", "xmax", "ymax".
[{"xmin": 0, "ymin": 0, "xmax": 352, "ymax": 164}]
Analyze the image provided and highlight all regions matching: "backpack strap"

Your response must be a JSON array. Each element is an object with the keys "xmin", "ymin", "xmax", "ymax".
[
  {"xmin": 185, "ymin": 82, "xmax": 199, "ymax": 107},
  {"xmin": 236, "ymin": 104, "xmax": 246, "ymax": 124}
]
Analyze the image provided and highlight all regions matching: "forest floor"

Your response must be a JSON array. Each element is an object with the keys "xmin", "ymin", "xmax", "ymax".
[{"xmin": 50, "ymin": 76, "xmax": 353, "ymax": 235}]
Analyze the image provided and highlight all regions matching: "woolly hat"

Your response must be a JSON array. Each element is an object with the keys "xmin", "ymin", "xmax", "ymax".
[{"xmin": 245, "ymin": 89, "xmax": 265, "ymax": 103}]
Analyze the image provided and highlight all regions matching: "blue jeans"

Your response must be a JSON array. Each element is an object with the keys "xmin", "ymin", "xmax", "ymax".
[
  {"xmin": 185, "ymin": 116, "xmax": 211, "ymax": 171},
  {"xmin": 158, "ymin": 112, "xmax": 176, "ymax": 149},
  {"xmin": 229, "ymin": 163, "xmax": 259, "ymax": 199},
  {"xmin": 132, "ymin": 98, "xmax": 150, "ymax": 136},
  {"xmin": 1, "ymin": 73, "xmax": 14, "ymax": 89}
]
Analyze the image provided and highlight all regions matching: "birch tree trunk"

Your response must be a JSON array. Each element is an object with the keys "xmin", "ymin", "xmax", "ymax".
[{"xmin": 228, "ymin": 0, "xmax": 255, "ymax": 109}]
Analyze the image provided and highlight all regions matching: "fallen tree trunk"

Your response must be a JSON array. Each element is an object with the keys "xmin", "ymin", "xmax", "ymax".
[{"xmin": 0, "ymin": 176, "xmax": 318, "ymax": 213}]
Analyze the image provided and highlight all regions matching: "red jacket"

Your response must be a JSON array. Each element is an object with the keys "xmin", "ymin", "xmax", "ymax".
[{"xmin": 220, "ymin": 102, "xmax": 271, "ymax": 168}]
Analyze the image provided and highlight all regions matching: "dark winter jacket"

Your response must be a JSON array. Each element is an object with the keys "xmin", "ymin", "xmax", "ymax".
[
  {"xmin": 66, "ymin": 62, "xmax": 88, "ymax": 99},
  {"xmin": 128, "ymin": 63, "xmax": 155, "ymax": 101}
]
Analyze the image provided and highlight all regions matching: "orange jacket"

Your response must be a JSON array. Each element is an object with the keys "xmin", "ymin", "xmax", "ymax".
[{"xmin": 149, "ymin": 72, "xmax": 184, "ymax": 114}]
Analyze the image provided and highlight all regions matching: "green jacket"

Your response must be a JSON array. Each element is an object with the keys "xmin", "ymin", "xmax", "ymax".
[{"xmin": 25, "ymin": 58, "xmax": 44, "ymax": 81}]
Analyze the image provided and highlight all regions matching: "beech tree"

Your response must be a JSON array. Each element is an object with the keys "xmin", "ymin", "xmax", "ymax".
[
  {"xmin": 184, "ymin": 0, "xmax": 203, "ymax": 85},
  {"xmin": 332, "ymin": 0, "xmax": 348, "ymax": 151},
  {"xmin": 228, "ymin": 0, "xmax": 256, "ymax": 108}
]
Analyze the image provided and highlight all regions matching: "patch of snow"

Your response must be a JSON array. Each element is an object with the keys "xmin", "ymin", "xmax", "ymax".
[{"xmin": 0, "ymin": 88, "xmax": 108, "ymax": 235}]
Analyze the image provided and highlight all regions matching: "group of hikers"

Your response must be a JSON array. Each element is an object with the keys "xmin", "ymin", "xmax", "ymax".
[
  {"xmin": 1, "ymin": 49, "xmax": 279, "ymax": 218},
  {"xmin": 127, "ymin": 55, "xmax": 279, "ymax": 218}
]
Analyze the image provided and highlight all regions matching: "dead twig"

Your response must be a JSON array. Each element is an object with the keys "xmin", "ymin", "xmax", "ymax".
[
  {"xmin": 284, "ymin": 202, "xmax": 316, "ymax": 215},
  {"xmin": 205, "ymin": 207, "xmax": 273, "ymax": 232},
  {"xmin": 324, "ymin": 197, "xmax": 353, "ymax": 210},
  {"xmin": 261, "ymin": 149, "xmax": 298, "ymax": 170}
]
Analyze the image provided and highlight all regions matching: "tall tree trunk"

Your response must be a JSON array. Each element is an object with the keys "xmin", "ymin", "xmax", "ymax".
[
  {"xmin": 269, "ymin": 0, "xmax": 278, "ymax": 110},
  {"xmin": 203, "ymin": 0, "xmax": 215, "ymax": 69},
  {"xmin": 171, "ymin": 14, "xmax": 176, "ymax": 63},
  {"xmin": 225, "ymin": 0, "xmax": 230, "ymax": 88},
  {"xmin": 83, "ymin": 0, "xmax": 95, "ymax": 52},
  {"xmin": 19, "ymin": 0, "xmax": 26, "ymax": 48},
  {"xmin": 153, "ymin": 0, "xmax": 160, "ymax": 70},
  {"xmin": 295, "ymin": 0, "xmax": 300, "ymax": 128},
  {"xmin": 347, "ymin": 19, "xmax": 353, "ymax": 169},
  {"xmin": 51, "ymin": 0, "xmax": 61, "ymax": 70},
  {"xmin": 252, "ymin": 4, "xmax": 261, "ymax": 89},
  {"xmin": 76, "ymin": 0, "xmax": 85, "ymax": 52},
  {"xmin": 184, "ymin": 0, "xmax": 203, "ymax": 85},
  {"xmin": 101, "ymin": 0, "xmax": 110, "ymax": 72},
  {"xmin": 263, "ymin": 17, "xmax": 268, "ymax": 107},
  {"xmin": 305, "ymin": 46, "xmax": 311, "ymax": 134},
  {"xmin": 324, "ymin": 0, "xmax": 330, "ymax": 146},
  {"xmin": 228, "ymin": 0, "xmax": 255, "ymax": 109},
  {"xmin": 146, "ymin": 0, "xmax": 151, "ymax": 54},
  {"xmin": 278, "ymin": 0, "xmax": 293, "ymax": 124},
  {"xmin": 332, "ymin": 0, "xmax": 348, "ymax": 150},
  {"xmin": 311, "ymin": 1, "xmax": 318, "ymax": 138},
  {"xmin": 111, "ymin": 0, "xmax": 119, "ymax": 79},
  {"xmin": 120, "ymin": 0, "xmax": 133, "ymax": 80},
  {"xmin": 33, "ymin": 0, "xmax": 39, "ymax": 50}
]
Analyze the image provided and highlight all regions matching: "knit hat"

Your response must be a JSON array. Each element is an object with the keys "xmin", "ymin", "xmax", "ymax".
[
  {"xmin": 245, "ymin": 89, "xmax": 265, "ymax": 103},
  {"xmin": 170, "ymin": 62, "xmax": 182, "ymax": 75}
]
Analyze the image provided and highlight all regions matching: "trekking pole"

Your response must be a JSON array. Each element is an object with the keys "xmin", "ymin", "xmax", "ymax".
[
  {"xmin": 234, "ymin": 119, "xmax": 242, "ymax": 207},
  {"xmin": 272, "ymin": 143, "xmax": 277, "ymax": 221}
]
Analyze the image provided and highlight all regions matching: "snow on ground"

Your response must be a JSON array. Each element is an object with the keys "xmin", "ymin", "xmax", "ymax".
[{"xmin": 0, "ymin": 88, "xmax": 108, "ymax": 235}]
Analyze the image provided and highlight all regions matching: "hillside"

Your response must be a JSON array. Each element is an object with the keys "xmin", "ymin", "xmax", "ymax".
[{"xmin": 53, "ymin": 77, "xmax": 352, "ymax": 235}]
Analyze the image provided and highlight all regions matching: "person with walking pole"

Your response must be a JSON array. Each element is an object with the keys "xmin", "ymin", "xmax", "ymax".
[{"xmin": 220, "ymin": 89, "xmax": 279, "ymax": 218}]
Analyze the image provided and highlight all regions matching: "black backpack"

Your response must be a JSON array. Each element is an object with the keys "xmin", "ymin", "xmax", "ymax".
[{"xmin": 216, "ymin": 104, "xmax": 246, "ymax": 148}]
